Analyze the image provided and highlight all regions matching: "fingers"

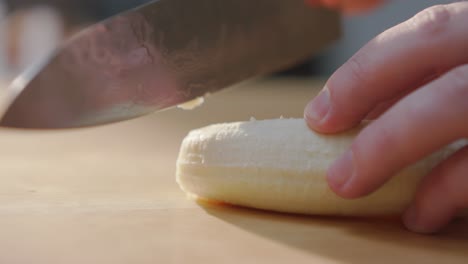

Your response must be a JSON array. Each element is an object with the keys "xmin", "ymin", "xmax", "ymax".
[
  {"xmin": 365, "ymin": 74, "xmax": 440, "ymax": 120},
  {"xmin": 326, "ymin": 65, "xmax": 468, "ymax": 198},
  {"xmin": 364, "ymin": 89, "xmax": 410, "ymax": 121},
  {"xmin": 305, "ymin": 2, "xmax": 468, "ymax": 133},
  {"xmin": 403, "ymin": 145, "xmax": 468, "ymax": 234}
]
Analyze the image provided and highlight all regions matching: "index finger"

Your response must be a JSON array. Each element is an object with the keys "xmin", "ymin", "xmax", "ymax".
[{"xmin": 304, "ymin": 3, "xmax": 468, "ymax": 134}]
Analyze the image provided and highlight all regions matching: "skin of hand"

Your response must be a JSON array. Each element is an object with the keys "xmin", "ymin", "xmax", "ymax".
[
  {"xmin": 304, "ymin": 2, "xmax": 468, "ymax": 234},
  {"xmin": 305, "ymin": 0, "xmax": 383, "ymax": 13}
]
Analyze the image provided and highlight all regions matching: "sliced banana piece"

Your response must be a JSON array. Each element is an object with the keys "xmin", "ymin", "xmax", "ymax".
[{"xmin": 176, "ymin": 118, "xmax": 460, "ymax": 216}]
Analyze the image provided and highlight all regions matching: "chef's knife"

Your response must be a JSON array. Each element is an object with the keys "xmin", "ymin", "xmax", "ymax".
[{"xmin": 0, "ymin": 0, "xmax": 339, "ymax": 129}]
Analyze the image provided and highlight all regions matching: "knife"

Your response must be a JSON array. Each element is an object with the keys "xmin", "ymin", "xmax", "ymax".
[{"xmin": 0, "ymin": 0, "xmax": 339, "ymax": 129}]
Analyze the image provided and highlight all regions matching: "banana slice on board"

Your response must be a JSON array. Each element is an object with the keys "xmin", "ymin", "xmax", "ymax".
[{"xmin": 176, "ymin": 118, "xmax": 462, "ymax": 216}]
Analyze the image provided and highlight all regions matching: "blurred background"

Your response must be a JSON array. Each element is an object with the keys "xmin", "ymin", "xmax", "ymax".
[{"xmin": 0, "ymin": 0, "xmax": 455, "ymax": 85}]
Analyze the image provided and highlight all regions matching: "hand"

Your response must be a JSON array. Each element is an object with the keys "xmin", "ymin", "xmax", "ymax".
[
  {"xmin": 305, "ymin": 0, "xmax": 383, "ymax": 13},
  {"xmin": 304, "ymin": 2, "xmax": 468, "ymax": 233}
]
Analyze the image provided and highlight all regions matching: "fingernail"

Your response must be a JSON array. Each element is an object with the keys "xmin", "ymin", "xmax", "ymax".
[
  {"xmin": 305, "ymin": 87, "xmax": 330, "ymax": 123},
  {"xmin": 327, "ymin": 150, "xmax": 355, "ymax": 191}
]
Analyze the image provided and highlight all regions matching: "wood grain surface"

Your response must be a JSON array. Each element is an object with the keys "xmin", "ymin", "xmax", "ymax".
[{"xmin": 0, "ymin": 79, "xmax": 466, "ymax": 264}]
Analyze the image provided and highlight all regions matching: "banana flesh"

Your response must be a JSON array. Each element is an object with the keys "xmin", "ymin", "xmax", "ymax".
[{"xmin": 176, "ymin": 118, "xmax": 460, "ymax": 216}]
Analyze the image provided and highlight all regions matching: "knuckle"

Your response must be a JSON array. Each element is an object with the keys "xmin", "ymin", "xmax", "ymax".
[
  {"xmin": 344, "ymin": 52, "xmax": 371, "ymax": 88},
  {"xmin": 408, "ymin": 5, "xmax": 451, "ymax": 36}
]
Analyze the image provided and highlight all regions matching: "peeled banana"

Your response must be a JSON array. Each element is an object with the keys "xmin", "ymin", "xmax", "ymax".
[{"xmin": 176, "ymin": 118, "xmax": 460, "ymax": 216}]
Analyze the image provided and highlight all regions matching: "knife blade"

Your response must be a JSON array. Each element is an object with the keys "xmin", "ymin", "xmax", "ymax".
[{"xmin": 0, "ymin": 0, "xmax": 339, "ymax": 129}]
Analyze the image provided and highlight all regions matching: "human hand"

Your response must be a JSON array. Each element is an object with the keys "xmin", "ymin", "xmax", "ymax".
[
  {"xmin": 304, "ymin": 2, "xmax": 468, "ymax": 233},
  {"xmin": 305, "ymin": 0, "xmax": 383, "ymax": 13}
]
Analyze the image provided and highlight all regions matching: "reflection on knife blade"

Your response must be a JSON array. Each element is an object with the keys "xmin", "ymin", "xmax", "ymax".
[{"xmin": 0, "ymin": 0, "xmax": 340, "ymax": 129}]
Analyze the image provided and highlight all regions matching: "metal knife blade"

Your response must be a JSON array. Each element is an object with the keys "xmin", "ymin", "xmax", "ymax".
[{"xmin": 0, "ymin": 0, "xmax": 339, "ymax": 129}]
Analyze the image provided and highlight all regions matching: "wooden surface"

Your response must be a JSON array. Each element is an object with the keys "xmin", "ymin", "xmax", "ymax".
[{"xmin": 0, "ymin": 79, "xmax": 466, "ymax": 264}]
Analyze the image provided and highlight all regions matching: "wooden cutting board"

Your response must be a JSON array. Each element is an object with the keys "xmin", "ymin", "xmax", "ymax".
[{"xmin": 0, "ymin": 79, "xmax": 466, "ymax": 264}]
